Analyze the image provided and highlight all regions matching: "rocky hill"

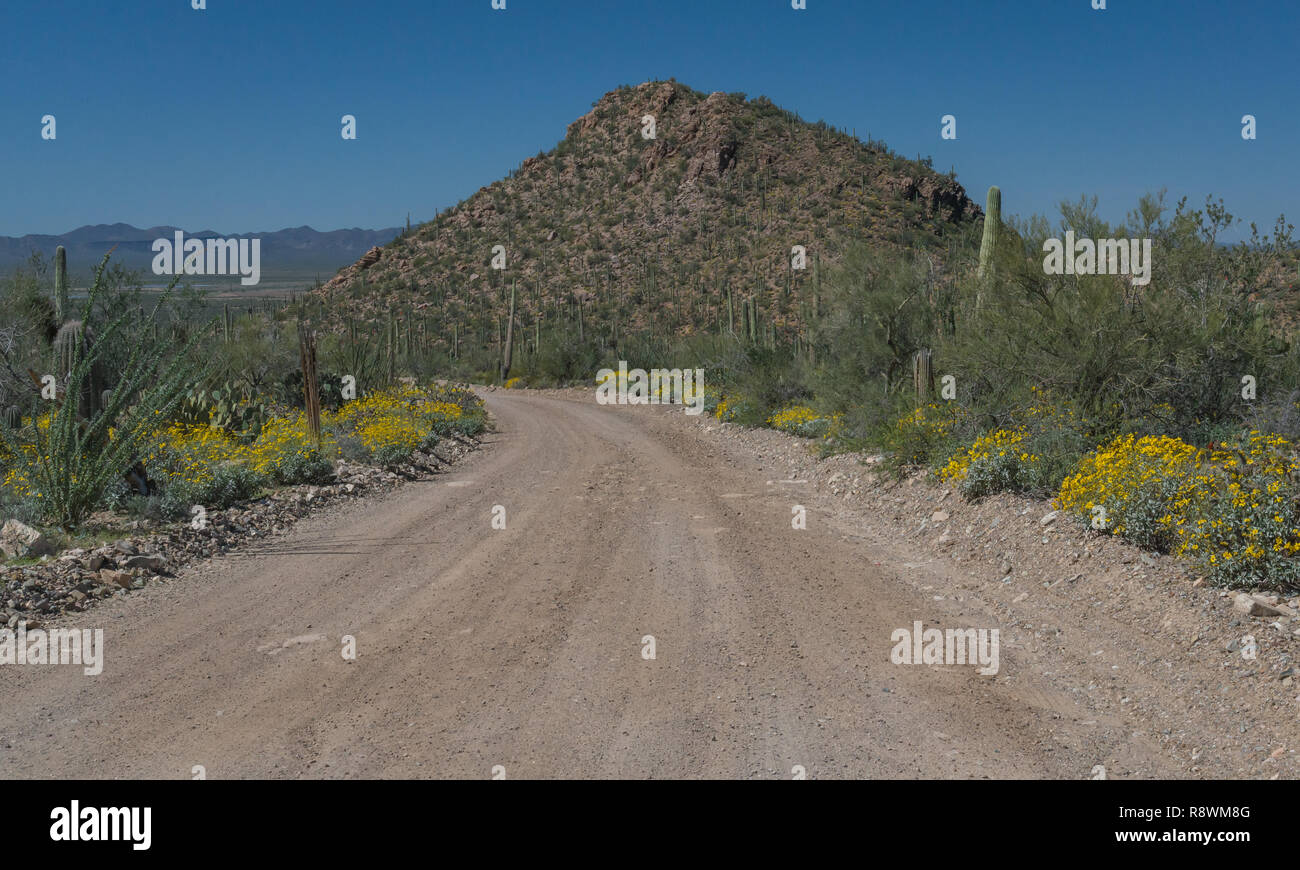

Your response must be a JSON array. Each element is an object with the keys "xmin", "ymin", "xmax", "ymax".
[{"xmin": 314, "ymin": 80, "xmax": 980, "ymax": 351}]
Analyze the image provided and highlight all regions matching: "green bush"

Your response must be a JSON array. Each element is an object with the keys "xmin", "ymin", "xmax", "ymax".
[
  {"xmin": 269, "ymin": 449, "xmax": 335, "ymax": 486},
  {"xmin": 157, "ymin": 463, "xmax": 268, "ymax": 519}
]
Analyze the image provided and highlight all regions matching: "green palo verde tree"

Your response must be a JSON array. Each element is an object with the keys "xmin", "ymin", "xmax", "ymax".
[{"xmin": 0, "ymin": 253, "xmax": 206, "ymax": 529}]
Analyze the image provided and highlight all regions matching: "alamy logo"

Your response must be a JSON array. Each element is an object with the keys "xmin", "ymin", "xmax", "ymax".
[
  {"xmin": 1043, "ymin": 231, "xmax": 1152, "ymax": 286},
  {"xmin": 152, "ymin": 231, "xmax": 261, "ymax": 286},
  {"xmin": 0, "ymin": 623, "xmax": 103, "ymax": 675},
  {"xmin": 50, "ymin": 801, "xmax": 150, "ymax": 851},
  {"xmin": 890, "ymin": 621, "xmax": 999, "ymax": 675},
  {"xmin": 595, "ymin": 362, "xmax": 705, "ymax": 415}
]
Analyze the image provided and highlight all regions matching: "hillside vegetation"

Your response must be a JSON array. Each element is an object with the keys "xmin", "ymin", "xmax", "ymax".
[{"xmin": 312, "ymin": 80, "xmax": 979, "ymax": 380}]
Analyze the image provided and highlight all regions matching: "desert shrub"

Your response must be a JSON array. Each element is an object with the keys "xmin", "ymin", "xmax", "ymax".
[
  {"xmin": 940, "ymin": 428, "xmax": 1041, "ymax": 500},
  {"xmin": 713, "ymin": 393, "xmax": 761, "ymax": 425},
  {"xmin": 0, "ymin": 489, "xmax": 44, "ymax": 526},
  {"xmin": 939, "ymin": 392, "xmax": 1096, "ymax": 498},
  {"xmin": 811, "ymin": 247, "xmax": 948, "ymax": 441},
  {"xmin": 945, "ymin": 195, "xmax": 1290, "ymax": 442},
  {"xmin": 327, "ymin": 384, "xmax": 484, "ymax": 463},
  {"xmin": 250, "ymin": 414, "xmax": 338, "ymax": 485},
  {"xmin": 767, "ymin": 405, "xmax": 837, "ymax": 439},
  {"xmin": 723, "ymin": 346, "xmax": 813, "ymax": 424},
  {"xmin": 882, "ymin": 403, "xmax": 973, "ymax": 472},
  {"xmin": 156, "ymin": 463, "xmax": 268, "ymax": 519},
  {"xmin": 698, "ymin": 385, "xmax": 724, "ymax": 417},
  {"xmin": 1056, "ymin": 432, "xmax": 1300, "ymax": 590}
]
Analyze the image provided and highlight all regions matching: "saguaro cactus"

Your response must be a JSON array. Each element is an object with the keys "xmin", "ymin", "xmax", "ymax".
[
  {"xmin": 913, "ymin": 348, "xmax": 934, "ymax": 401},
  {"xmin": 978, "ymin": 185, "xmax": 1001, "ymax": 281},
  {"xmin": 298, "ymin": 323, "xmax": 322, "ymax": 441},
  {"xmin": 500, "ymin": 280, "xmax": 516, "ymax": 383},
  {"xmin": 386, "ymin": 310, "xmax": 395, "ymax": 383},
  {"xmin": 54, "ymin": 245, "xmax": 69, "ymax": 322},
  {"xmin": 53, "ymin": 320, "xmax": 102, "ymax": 419}
]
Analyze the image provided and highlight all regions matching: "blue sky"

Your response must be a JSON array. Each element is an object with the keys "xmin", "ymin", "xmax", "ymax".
[{"xmin": 2, "ymin": 0, "xmax": 1294, "ymax": 240}]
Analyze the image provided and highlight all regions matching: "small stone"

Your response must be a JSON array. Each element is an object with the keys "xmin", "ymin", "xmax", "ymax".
[
  {"xmin": 123, "ymin": 554, "xmax": 166, "ymax": 572},
  {"xmin": 0, "ymin": 519, "xmax": 55, "ymax": 559},
  {"xmin": 1234, "ymin": 593, "xmax": 1283, "ymax": 617},
  {"xmin": 1040, "ymin": 511, "xmax": 1060, "ymax": 526},
  {"xmin": 99, "ymin": 569, "xmax": 133, "ymax": 589},
  {"xmin": 931, "ymin": 510, "xmax": 950, "ymax": 523}
]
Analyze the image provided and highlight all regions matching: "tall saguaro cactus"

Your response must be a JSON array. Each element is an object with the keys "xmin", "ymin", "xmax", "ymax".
[
  {"xmin": 298, "ymin": 322, "xmax": 322, "ymax": 442},
  {"xmin": 54, "ymin": 245, "xmax": 69, "ymax": 322},
  {"xmin": 976, "ymin": 185, "xmax": 1002, "ymax": 313},
  {"xmin": 386, "ymin": 310, "xmax": 395, "ymax": 383},
  {"xmin": 53, "ymin": 320, "xmax": 104, "ymax": 419},
  {"xmin": 500, "ymin": 279, "xmax": 516, "ymax": 383},
  {"xmin": 913, "ymin": 348, "xmax": 934, "ymax": 401},
  {"xmin": 978, "ymin": 185, "xmax": 1001, "ymax": 282}
]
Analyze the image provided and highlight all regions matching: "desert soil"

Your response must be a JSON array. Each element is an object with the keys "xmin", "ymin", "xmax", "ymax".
[{"xmin": 2, "ymin": 389, "xmax": 1296, "ymax": 779}]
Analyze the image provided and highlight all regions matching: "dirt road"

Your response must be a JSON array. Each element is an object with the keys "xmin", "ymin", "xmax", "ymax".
[{"xmin": 0, "ymin": 391, "xmax": 1280, "ymax": 778}]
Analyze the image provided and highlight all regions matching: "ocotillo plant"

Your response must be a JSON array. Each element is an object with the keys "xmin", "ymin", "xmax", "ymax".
[
  {"xmin": 500, "ymin": 280, "xmax": 516, "ymax": 383},
  {"xmin": 54, "ymin": 245, "xmax": 69, "ymax": 323}
]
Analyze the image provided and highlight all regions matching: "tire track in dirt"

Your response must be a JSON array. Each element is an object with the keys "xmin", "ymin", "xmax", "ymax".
[{"xmin": 0, "ymin": 390, "xmax": 1196, "ymax": 779}]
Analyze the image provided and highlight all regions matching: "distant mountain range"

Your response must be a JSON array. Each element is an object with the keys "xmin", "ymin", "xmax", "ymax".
[{"xmin": 0, "ymin": 223, "xmax": 403, "ymax": 276}]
